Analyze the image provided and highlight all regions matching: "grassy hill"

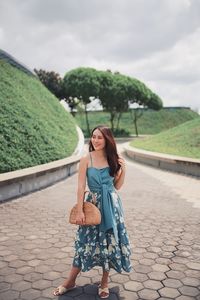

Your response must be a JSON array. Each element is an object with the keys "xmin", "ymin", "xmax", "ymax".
[
  {"xmin": 0, "ymin": 60, "xmax": 78, "ymax": 173},
  {"xmin": 75, "ymin": 108, "xmax": 199, "ymax": 136},
  {"xmin": 131, "ymin": 117, "xmax": 200, "ymax": 159}
]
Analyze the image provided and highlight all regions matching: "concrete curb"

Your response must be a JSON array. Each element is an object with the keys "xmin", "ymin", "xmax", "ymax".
[
  {"xmin": 124, "ymin": 142, "xmax": 200, "ymax": 178},
  {"xmin": 0, "ymin": 126, "xmax": 84, "ymax": 202}
]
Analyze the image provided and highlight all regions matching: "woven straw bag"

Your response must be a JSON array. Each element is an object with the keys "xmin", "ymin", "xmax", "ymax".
[{"xmin": 69, "ymin": 191, "xmax": 101, "ymax": 226}]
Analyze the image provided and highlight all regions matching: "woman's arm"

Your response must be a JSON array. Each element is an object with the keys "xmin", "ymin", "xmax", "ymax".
[
  {"xmin": 114, "ymin": 157, "xmax": 126, "ymax": 190},
  {"xmin": 75, "ymin": 155, "xmax": 88, "ymax": 224}
]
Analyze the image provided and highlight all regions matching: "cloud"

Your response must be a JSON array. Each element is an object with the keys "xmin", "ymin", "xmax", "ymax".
[
  {"xmin": 0, "ymin": 0, "xmax": 200, "ymax": 110},
  {"xmin": 128, "ymin": 26, "xmax": 200, "ymax": 82},
  {"xmin": 0, "ymin": 28, "xmax": 4, "ymax": 43}
]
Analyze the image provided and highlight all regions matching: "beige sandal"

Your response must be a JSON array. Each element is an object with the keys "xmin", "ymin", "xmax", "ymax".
[
  {"xmin": 98, "ymin": 285, "xmax": 110, "ymax": 299},
  {"xmin": 53, "ymin": 284, "xmax": 76, "ymax": 296}
]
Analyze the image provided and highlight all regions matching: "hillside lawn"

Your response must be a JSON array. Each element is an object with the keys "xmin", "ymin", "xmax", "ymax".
[
  {"xmin": 131, "ymin": 117, "xmax": 200, "ymax": 159},
  {"xmin": 75, "ymin": 108, "xmax": 199, "ymax": 136},
  {"xmin": 0, "ymin": 60, "xmax": 78, "ymax": 173}
]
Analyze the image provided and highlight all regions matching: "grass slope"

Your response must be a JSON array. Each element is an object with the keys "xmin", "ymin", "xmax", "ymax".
[
  {"xmin": 0, "ymin": 60, "xmax": 78, "ymax": 173},
  {"xmin": 131, "ymin": 117, "xmax": 200, "ymax": 159},
  {"xmin": 75, "ymin": 108, "xmax": 199, "ymax": 136}
]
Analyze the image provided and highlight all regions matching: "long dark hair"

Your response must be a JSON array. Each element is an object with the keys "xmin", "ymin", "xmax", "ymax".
[{"xmin": 89, "ymin": 125, "xmax": 120, "ymax": 177}]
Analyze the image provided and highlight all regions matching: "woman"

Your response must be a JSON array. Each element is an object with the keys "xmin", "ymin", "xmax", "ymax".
[{"xmin": 53, "ymin": 125, "xmax": 132, "ymax": 298}]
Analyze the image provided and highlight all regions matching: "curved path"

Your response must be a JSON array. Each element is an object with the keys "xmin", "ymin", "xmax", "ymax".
[{"xmin": 0, "ymin": 144, "xmax": 200, "ymax": 300}]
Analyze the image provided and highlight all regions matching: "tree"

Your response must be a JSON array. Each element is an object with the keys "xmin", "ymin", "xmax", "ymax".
[
  {"xmin": 34, "ymin": 69, "xmax": 64, "ymax": 100},
  {"xmin": 62, "ymin": 66, "xmax": 163, "ymax": 136},
  {"xmin": 129, "ymin": 105, "xmax": 144, "ymax": 137},
  {"xmin": 66, "ymin": 97, "xmax": 80, "ymax": 116},
  {"xmin": 98, "ymin": 71, "xmax": 115, "ymax": 131},
  {"xmin": 128, "ymin": 81, "xmax": 163, "ymax": 136},
  {"xmin": 112, "ymin": 74, "xmax": 130, "ymax": 131},
  {"xmin": 98, "ymin": 71, "xmax": 130, "ymax": 132},
  {"xmin": 63, "ymin": 68, "xmax": 100, "ymax": 135},
  {"xmin": 147, "ymin": 93, "xmax": 163, "ymax": 110}
]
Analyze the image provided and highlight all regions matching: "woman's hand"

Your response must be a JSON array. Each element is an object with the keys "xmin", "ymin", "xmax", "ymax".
[
  {"xmin": 118, "ymin": 157, "xmax": 126, "ymax": 172},
  {"xmin": 75, "ymin": 210, "xmax": 85, "ymax": 225}
]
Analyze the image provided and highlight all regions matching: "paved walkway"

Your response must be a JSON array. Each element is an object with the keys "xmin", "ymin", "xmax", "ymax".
[{"xmin": 0, "ymin": 145, "xmax": 200, "ymax": 300}]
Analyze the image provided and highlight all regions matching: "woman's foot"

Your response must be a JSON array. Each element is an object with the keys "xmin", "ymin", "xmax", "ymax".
[
  {"xmin": 98, "ymin": 283, "xmax": 109, "ymax": 299},
  {"xmin": 53, "ymin": 279, "xmax": 76, "ymax": 296}
]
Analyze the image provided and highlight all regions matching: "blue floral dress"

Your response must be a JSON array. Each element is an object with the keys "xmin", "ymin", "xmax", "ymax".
[{"xmin": 72, "ymin": 159, "xmax": 132, "ymax": 273}]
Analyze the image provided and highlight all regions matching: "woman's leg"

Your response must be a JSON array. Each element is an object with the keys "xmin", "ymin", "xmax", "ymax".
[
  {"xmin": 53, "ymin": 266, "xmax": 81, "ymax": 295},
  {"xmin": 62, "ymin": 266, "xmax": 81, "ymax": 287},
  {"xmin": 101, "ymin": 270, "xmax": 109, "ymax": 287}
]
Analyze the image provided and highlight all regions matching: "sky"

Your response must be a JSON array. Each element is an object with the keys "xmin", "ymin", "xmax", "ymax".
[{"xmin": 0, "ymin": 0, "xmax": 200, "ymax": 112}]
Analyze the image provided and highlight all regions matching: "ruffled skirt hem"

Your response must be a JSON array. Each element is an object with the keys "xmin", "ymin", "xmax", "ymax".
[{"xmin": 72, "ymin": 256, "xmax": 132, "ymax": 273}]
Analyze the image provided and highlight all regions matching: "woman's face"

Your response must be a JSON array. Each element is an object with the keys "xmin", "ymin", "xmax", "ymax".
[{"xmin": 91, "ymin": 129, "xmax": 106, "ymax": 151}]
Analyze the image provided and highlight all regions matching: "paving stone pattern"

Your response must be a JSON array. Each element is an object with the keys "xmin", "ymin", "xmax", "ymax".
[{"xmin": 0, "ymin": 151, "xmax": 200, "ymax": 300}]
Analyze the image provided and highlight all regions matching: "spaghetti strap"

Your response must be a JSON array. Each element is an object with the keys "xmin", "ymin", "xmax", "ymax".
[{"xmin": 89, "ymin": 152, "xmax": 93, "ymax": 167}]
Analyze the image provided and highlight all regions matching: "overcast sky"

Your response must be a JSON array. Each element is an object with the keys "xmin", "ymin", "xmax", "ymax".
[{"xmin": 0, "ymin": 0, "xmax": 200, "ymax": 111}]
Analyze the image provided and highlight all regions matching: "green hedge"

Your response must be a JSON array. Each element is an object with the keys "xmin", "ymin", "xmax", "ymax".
[{"xmin": 0, "ymin": 60, "xmax": 78, "ymax": 173}]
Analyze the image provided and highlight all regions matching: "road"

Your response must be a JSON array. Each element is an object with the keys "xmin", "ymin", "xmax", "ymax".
[{"xmin": 0, "ymin": 143, "xmax": 200, "ymax": 300}]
